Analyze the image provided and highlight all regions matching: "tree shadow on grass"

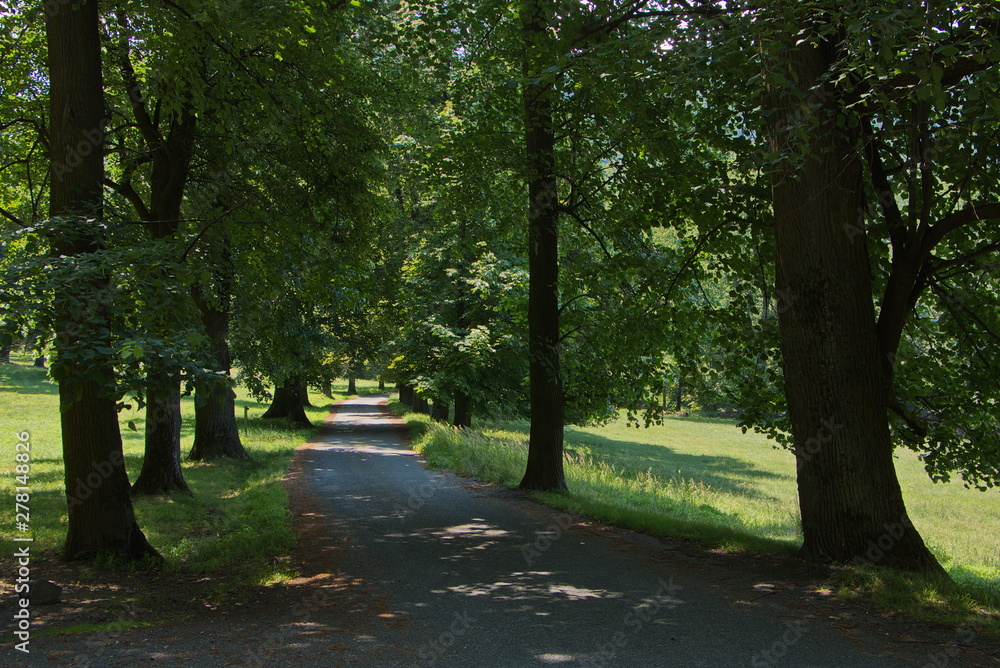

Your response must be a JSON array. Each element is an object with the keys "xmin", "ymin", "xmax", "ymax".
[
  {"xmin": 0, "ymin": 362, "xmax": 59, "ymax": 395},
  {"xmin": 563, "ymin": 428, "xmax": 792, "ymax": 503}
]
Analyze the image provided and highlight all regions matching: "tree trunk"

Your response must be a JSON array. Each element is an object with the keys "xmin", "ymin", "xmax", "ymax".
[
  {"xmin": 519, "ymin": 0, "xmax": 566, "ymax": 492},
  {"xmin": 322, "ymin": 379, "xmax": 334, "ymax": 398},
  {"xmin": 0, "ymin": 343, "xmax": 11, "ymax": 363},
  {"xmin": 46, "ymin": 0, "xmax": 159, "ymax": 562},
  {"xmin": 348, "ymin": 377, "xmax": 357, "ymax": 395},
  {"xmin": 189, "ymin": 276, "xmax": 249, "ymax": 461},
  {"xmin": 115, "ymin": 25, "xmax": 198, "ymax": 495},
  {"xmin": 766, "ymin": 26, "xmax": 944, "ymax": 575},
  {"xmin": 378, "ymin": 378, "xmax": 385, "ymax": 392},
  {"xmin": 299, "ymin": 380, "xmax": 314, "ymax": 407},
  {"xmin": 191, "ymin": 381, "xmax": 247, "ymax": 460},
  {"xmin": 413, "ymin": 394, "xmax": 430, "ymax": 415},
  {"xmin": 131, "ymin": 383, "xmax": 192, "ymax": 496},
  {"xmin": 399, "ymin": 383, "xmax": 414, "ymax": 406},
  {"xmin": 33, "ymin": 355, "xmax": 46, "ymax": 368},
  {"xmin": 453, "ymin": 392, "xmax": 472, "ymax": 429},
  {"xmin": 261, "ymin": 378, "xmax": 313, "ymax": 428},
  {"xmin": 431, "ymin": 400, "xmax": 449, "ymax": 421}
]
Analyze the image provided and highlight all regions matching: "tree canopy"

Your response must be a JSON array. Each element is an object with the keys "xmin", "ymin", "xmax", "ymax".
[{"xmin": 1, "ymin": 0, "xmax": 997, "ymax": 573}]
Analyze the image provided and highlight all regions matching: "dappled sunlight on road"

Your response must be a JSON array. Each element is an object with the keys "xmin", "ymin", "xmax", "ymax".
[
  {"xmin": 445, "ymin": 573, "xmax": 625, "ymax": 601},
  {"xmin": 295, "ymin": 395, "xmax": 937, "ymax": 667}
]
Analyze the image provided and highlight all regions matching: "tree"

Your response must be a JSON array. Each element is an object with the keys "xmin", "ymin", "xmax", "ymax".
[
  {"xmin": 518, "ymin": 0, "xmax": 566, "ymax": 490},
  {"xmin": 44, "ymin": 0, "xmax": 159, "ymax": 562},
  {"xmin": 104, "ymin": 2, "xmax": 209, "ymax": 495},
  {"xmin": 188, "ymin": 230, "xmax": 249, "ymax": 460},
  {"xmin": 764, "ymin": 25, "xmax": 941, "ymax": 573},
  {"xmin": 391, "ymin": 0, "xmax": 708, "ymax": 482},
  {"xmin": 387, "ymin": 219, "xmax": 530, "ymax": 428},
  {"xmin": 756, "ymin": 1, "xmax": 1000, "ymax": 572}
]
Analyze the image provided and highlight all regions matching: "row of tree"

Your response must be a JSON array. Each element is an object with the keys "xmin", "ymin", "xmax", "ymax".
[
  {"xmin": 378, "ymin": 0, "xmax": 1000, "ymax": 576},
  {"xmin": 1, "ymin": 0, "xmax": 383, "ymax": 560},
  {"xmin": 1, "ymin": 0, "xmax": 997, "ymax": 575}
]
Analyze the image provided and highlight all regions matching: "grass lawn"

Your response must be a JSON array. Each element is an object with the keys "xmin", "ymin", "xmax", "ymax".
[
  {"xmin": 0, "ymin": 357, "xmax": 357, "ymax": 585},
  {"xmin": 565, "ymin": 416, "xmax": 1000, "ymax": 579},
  {"xmin": 390, "ymin": 400, "xmax": 1000, "ymax": 633}
]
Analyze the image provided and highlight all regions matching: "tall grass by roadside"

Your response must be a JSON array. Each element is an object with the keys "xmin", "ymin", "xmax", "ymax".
[
  {"xmin": 0, "ymin": 357, "xmax": 338, "ymax": 586},
  {"xmin": 388, "ymin": 400, "xmax": 1000, "ymax": 636}
]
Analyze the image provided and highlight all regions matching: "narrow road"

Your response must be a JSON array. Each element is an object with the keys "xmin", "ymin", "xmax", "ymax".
[
  {"xmin": 281, "ymin": 396, "xmax": 944, "ymax": 667},
  {"xmin": 25, "ymin": 395, "xmax": 991, "ymax": 666}
]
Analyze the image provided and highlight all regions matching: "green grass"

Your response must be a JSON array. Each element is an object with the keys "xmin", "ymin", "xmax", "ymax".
[
  {"xmin": 388, "ymin": 399, "xmax": 1000, "ymax": 634},
  {"xmin": 331, "ymin": 377, "xmax": 386, "ymax": 397},
  {"xmin": 31, "ymin": 620, "xmax": 154, "ymax": 638},
  {"xmin": 0, "ymin": 356, "xmax": 340, "ymax": 587}
]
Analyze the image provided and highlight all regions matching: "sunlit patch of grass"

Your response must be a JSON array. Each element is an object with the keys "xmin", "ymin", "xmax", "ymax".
[
  {"xmin": 389, "ymin": 401, "xmax": 798, "ymax": 554},
  {"xmin": 0, "ymin": 359, "xmax": 336, "ymax": 588}
]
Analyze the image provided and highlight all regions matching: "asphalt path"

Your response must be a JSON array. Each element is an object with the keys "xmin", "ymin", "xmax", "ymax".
[
  {"xmin": 24, "ymin": 394, "xmax": 987, "ymax": 667},
  {"xmin": 296, "ymin": 395, "xmax": 936, "ymax": 667}
]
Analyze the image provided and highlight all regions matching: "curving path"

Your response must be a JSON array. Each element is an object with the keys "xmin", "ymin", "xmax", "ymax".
[{"xmin": 267, "ymin": 396, "xmax": 962, "ymax": 667}]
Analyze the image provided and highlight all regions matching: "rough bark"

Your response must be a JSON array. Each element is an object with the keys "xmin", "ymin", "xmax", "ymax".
[
  {"xmin": 189, "ymin": 277, "xmax": 249, "ymax": 461},
  {"xmin": 413, "ymin": 394, "xmax": 430, "ymax": 415},
  {"xmin": 347, "ymin": 377, "xmax": 357, "ymax": 395},
  {"xmin": 0, "ymin": 344, "xmax": 11, "ymax": 363},
  {"xmin": 453, "ymin": 392, "xmax": 472, "ymax": 429},
  {"xmin": 519, "ymin": 0, "xmax": 566, "ymax": 492},
  {"xmin": 261, "ymin": 378, "xmax": 313, "ymax": 428},
  {"xmin": 33, "ymin": 355, "xmax": 46, "ymax": 368},
  {"xmin": 132, "ymin": 385, "xmax": 191, "ymax": 496},
  {"xmin": 191, "ymin": 381, "xmax": 247, "ymax": 461},
  {"xmin": 399, "ymin": 383, "xmax": 414, "ymax": 406},
  {"xmin": 767, "ymin": 28, "xmax": 944, "ymax": 574},
  {"xmin": 46, "ymin": 0, "xmax": 159, "ymax": 562}
]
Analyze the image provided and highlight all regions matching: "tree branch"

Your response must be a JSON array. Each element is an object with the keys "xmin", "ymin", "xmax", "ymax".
[
  {"xmin": 879, "ymin": 56, "xmax": 994, "ymax": 96},
  {"xmin": 0, "ymin": 206, "xmax": 27, "ymax": 229},
  {"xmin": 663, "ymin": 219, "xmax": 727, "ymax": 304},
  {"xmin": 919, "ymin": 202, "xmax": 1000, "ymax": 256},
  {"xmin": 559, "ymin": 206, "xmax": 614, "ymax": 262},
  {"xmin": 113, "ymin": 8, "xmax": 160, "ymax": 150},
  {"xmin": 104, "ymin": 177, "xmax": 152, "ymax": 221}
]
